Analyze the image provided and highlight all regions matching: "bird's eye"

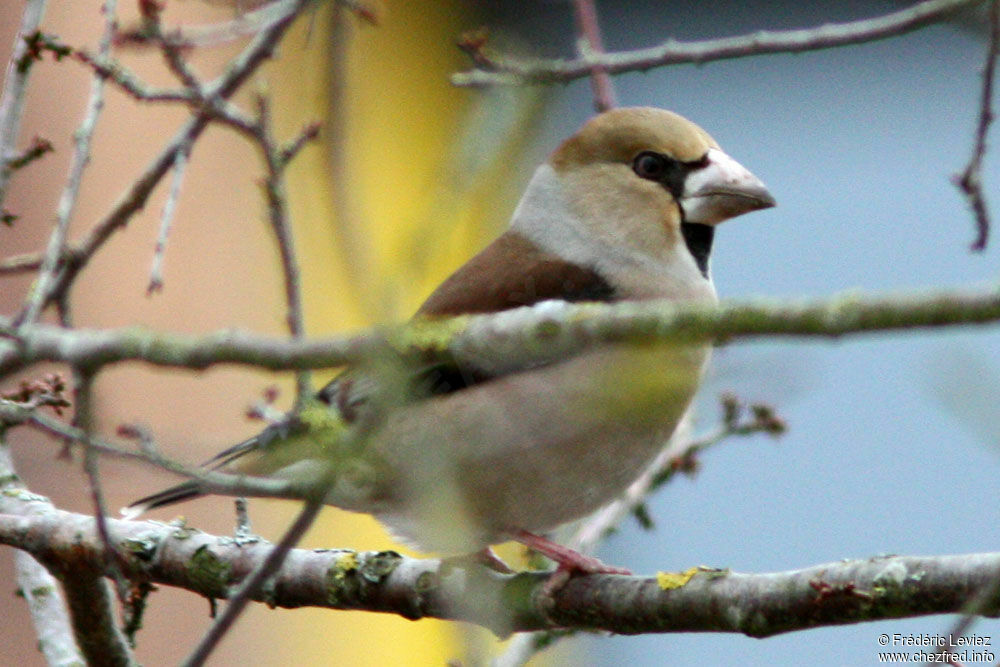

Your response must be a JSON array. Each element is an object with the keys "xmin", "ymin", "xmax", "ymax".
[{"xmin": 632, "ymin": 152, "xmax": 670, "ymax": 180}]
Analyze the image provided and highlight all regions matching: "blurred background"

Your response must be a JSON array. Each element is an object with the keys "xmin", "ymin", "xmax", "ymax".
[{"xmin": 1, "ymin": 1, "xmax": 999, "ymax": 665}]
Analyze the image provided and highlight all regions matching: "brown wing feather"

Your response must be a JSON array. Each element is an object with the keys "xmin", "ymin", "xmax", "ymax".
[
  {"xmin": 417, "ymin": 232, "xmax": 614, "ymax": 317},
  {"xmin": 319, "ymin": 232, "xmax": 615, "ymax": 418}
]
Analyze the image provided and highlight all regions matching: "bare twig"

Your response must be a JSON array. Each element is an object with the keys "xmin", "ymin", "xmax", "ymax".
[
  {"xmin": 0, "ymin": 0, "xmax": 49, "ymax": 210},
  {"xmin": 180, "ymin": 499, "xmax": 323, "ymax": 667},
  {"xmin": 73, "ymin": 370, "xmax": 130, "ymax": 608},
  {"xmin": 81, "ymin": 54, "xmax": 192, "ymax": 102},
  {"xmin": 453, "ymin": 0, "xmax": 986, "ymax": 87},
  {"xmin": 571, "ymin": 0, "xmax": 617, "ymax": 112},
  {"xmin": 934, "ymin": 574, "xmax": 1000, "ymax": 660},
  {"xmin": 279, "ymin": 121, "xmax": 321, "ymax": 165},
  {"xmin": 234, "ymin": 497, "xmax": 254, "ymax": 541},
  {"xmin": 136, "ymin": 0, "xmax": 208, "ymax": 97},
  {"xmin": 116, "ymin": 422, "xmax": 158, "ymax": 457},
  {"xmin": 955, "ymin": 0, "xmax": 999, "ymax": 251},
  {"xmin": 17, "ymin": 0, "xmax": 117, "ymax": 327},
  {"xmin": 0, "ymin": 398, "xmax": 302, "ymax": 502},
  {"xmin": 4, "ymin": 135, "xmax": 53, "ymax": 175},
  {"xmin": 254, "ymin": 93, "xmax": 311, "ymax": 403},
  {"xmin": 147, "ymin": 138, "xmax": 191, "ymax": 294},
  {"xmin": 0, "ymin": 252, "xmax": 42, "ymax": 274},
  {"xmin": 69, "ymin": 373, "xmax": 138, "ymax": 664},
  {"xmin": 8, "ymin": 0, "xmax": 313, "ymax": 317}
]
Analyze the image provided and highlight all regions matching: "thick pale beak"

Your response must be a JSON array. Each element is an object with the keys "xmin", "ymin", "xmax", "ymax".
[{"xmin": 680, "ymin": 147, "xmax": 775, "ymax": 225}]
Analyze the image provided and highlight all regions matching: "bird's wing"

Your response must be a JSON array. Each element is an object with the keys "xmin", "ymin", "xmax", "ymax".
[
  {"xmin": 415, "ymin": 230, "xmax": 614, "ymax": 317},
  {"xmin": 318, "ymin": 231, "xmax": 616, "ymax": 418}
]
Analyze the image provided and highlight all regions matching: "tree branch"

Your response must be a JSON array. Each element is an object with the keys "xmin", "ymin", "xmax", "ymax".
[
  {"xmin": 2, "ymin": 286, "xmax": 999, "ymax": 379},
  {"xmin": 1, "ymin": 426, "xmax": 133, "ymax": 665},
  {"xmin": 452, "ymin": 0, "xmax": 986, "ymax": 87},
  {"xmin": 0, "ymin": 432, "xmax": 84, "ymax": 665},
  {"xmin": 0, "ymin": 505, "xmax": 998, "ymax": 638},
  {"xmin": 0, "ymin": 0, "xmax": 49, "ymax": 216},
  {"xmin": 571, "ymin": 0, "xmax": 617, "ymax": 112},
  {"xmin": 17, "ymin": 0, "xmax": 116, "ymax": 326},
  {"xmin": 955, "ymin": 0, "xmax": 999, "ymax": 251},
  {"xmin": 5, "ymin": 0, "xmax": 313, "ymax": 315},
  {"xmin": 0, "ymin": 399, "xmax": 307, "ymax": 503},
  {"xmin": 181, "ymin": 500, "xmax": 323, "ymax": 667}
]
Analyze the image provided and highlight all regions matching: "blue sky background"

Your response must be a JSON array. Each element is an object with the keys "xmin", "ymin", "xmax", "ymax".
[{"xmin": 476, "ymin": 1, "xmax": 1000, "ymax": 664}]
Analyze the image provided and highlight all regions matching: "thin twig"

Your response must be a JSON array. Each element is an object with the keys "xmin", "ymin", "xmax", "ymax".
[
  {"xmin": 934, "ymin": 575, "xmax": 1000, "ymax": 660},
  {"xmin": 234, "ymin": 497, "xmax": 255, "ymax": 542},
  {"xmin": 180, "ymin": 499, "xmax": 323, "ymax": 667},
  {"xmin": 4, "ymin": 135, "xmax": 53, "ymax": 174},
  {"xmin": 17, "ymin": 0, "xmax": 117, "ymax": 327},
  {"xmin": 12, "ymin": 0, "xmax": 313, "ymax": 317},
  {"xmin": 453, "ymin": 0, "xmax": 986, "ymax": 87},
  {"xmin": 279, "ymin": 121, "xmax": 321, "ymax": 165},
  {"xmin": 0, "ymin": 0, "xmax": 49, "ymax": 209},
  {"xmin": 76, "ymin": 49, "xmax": 194, "ymax": 102},
  {"xmin": 148, "ymin": 138, "xmax": 192, "ymax": 294},
  {"xmin": 160, "ymin": 38, "xmax": 204, "ymax": 94},
  {"xmin": 255, "ymin": 93, "xmax": 311, "ymax": 403},
  {"xmin": 0, "ymin": 399, "xmax": 302, "ymax": 501},
  {"xmin": 119, "ymin": 0, "xmax": 295, "ymax": 49},
  {"xmin": 73, "ymin": 370, "xmax": 129, "ymax": 607},
  {"xmin": 955, "ymin": 0, "xmax": 999, "ymax": 251},
  {"xmin": 571, "ymin": 0, "xmax": 617, "ymax": 112}
]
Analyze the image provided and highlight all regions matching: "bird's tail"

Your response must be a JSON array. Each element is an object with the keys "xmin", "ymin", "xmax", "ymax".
[
  {"xmin": 120, "ymin": 401, "xmax": 342, "ymax": 520},
  {"xmin": 120, "ymin": 480, "xmax": 204, "ymax": 520},
  {"xmin": 120, "ymin": 422, "xmax": 284, "ymax": 520}
]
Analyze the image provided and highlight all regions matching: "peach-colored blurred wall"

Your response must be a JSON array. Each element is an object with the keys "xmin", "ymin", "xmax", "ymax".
[{"xmin": 0, "ymin": 2, "xmax": 494, "ymax": 664}]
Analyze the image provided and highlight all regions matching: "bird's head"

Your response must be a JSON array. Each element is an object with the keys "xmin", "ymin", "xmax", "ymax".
[{"xmin": 512, "ymin": 107, "xmax": 774, "ymax": 289}]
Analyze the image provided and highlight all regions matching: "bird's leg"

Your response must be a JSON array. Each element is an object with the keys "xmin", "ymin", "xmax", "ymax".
[
  {"xmin": 440, "ymin": 547, "xmax": 516, "ymax": 574},
  {"xmin": 510, "ymin": 529, "xmax": 631, "ymax": 579}
]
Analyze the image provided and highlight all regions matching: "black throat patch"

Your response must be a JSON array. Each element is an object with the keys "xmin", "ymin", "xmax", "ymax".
[{"xmin": 680, "ymin": 222, "xmax": 714, "ymax": 278}]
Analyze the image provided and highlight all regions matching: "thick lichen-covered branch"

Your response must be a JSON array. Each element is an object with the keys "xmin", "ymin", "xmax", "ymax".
[
  {"xmin": 0, "ymin": 502, "xmax": 997, "ymax": 638},
  {"xmin": 0, "ymin": 431, "xmax": 131, "ymax": 665},
  {"xmin": 1, "ymin": 286, "xmax": 999, "ymax": 380}
]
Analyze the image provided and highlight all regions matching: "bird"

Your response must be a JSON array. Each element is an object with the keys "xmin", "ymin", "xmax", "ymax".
[{"xmin": 125, "ymin": 107, "xmax": 774, "ymax": 577}]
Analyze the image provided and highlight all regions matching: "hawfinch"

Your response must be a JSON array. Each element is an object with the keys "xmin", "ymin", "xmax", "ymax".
[{"xmin": 127, "ymin": 107, "xmax": 774, "ymax": 575}]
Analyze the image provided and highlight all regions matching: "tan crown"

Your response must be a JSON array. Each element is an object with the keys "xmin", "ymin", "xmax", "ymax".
[{"xmin": 550, "ymin": 107, "xmax": 718, "ymax": 171}]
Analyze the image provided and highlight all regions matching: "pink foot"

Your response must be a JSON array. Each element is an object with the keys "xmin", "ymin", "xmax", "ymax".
[{"xmin": 510, "ymin": 529, "xmax": 631, "ymax": 576}]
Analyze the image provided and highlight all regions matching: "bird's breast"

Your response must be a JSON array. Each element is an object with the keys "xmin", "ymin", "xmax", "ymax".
[{"xmin": 370, "ymin": 340, "xmax": 710, "ymax": 552}]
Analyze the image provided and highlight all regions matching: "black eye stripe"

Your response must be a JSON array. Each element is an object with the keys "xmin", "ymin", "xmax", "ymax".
[{"xmin": 631, "ymin": 150, "xmax": 709, "ymax": 198}]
